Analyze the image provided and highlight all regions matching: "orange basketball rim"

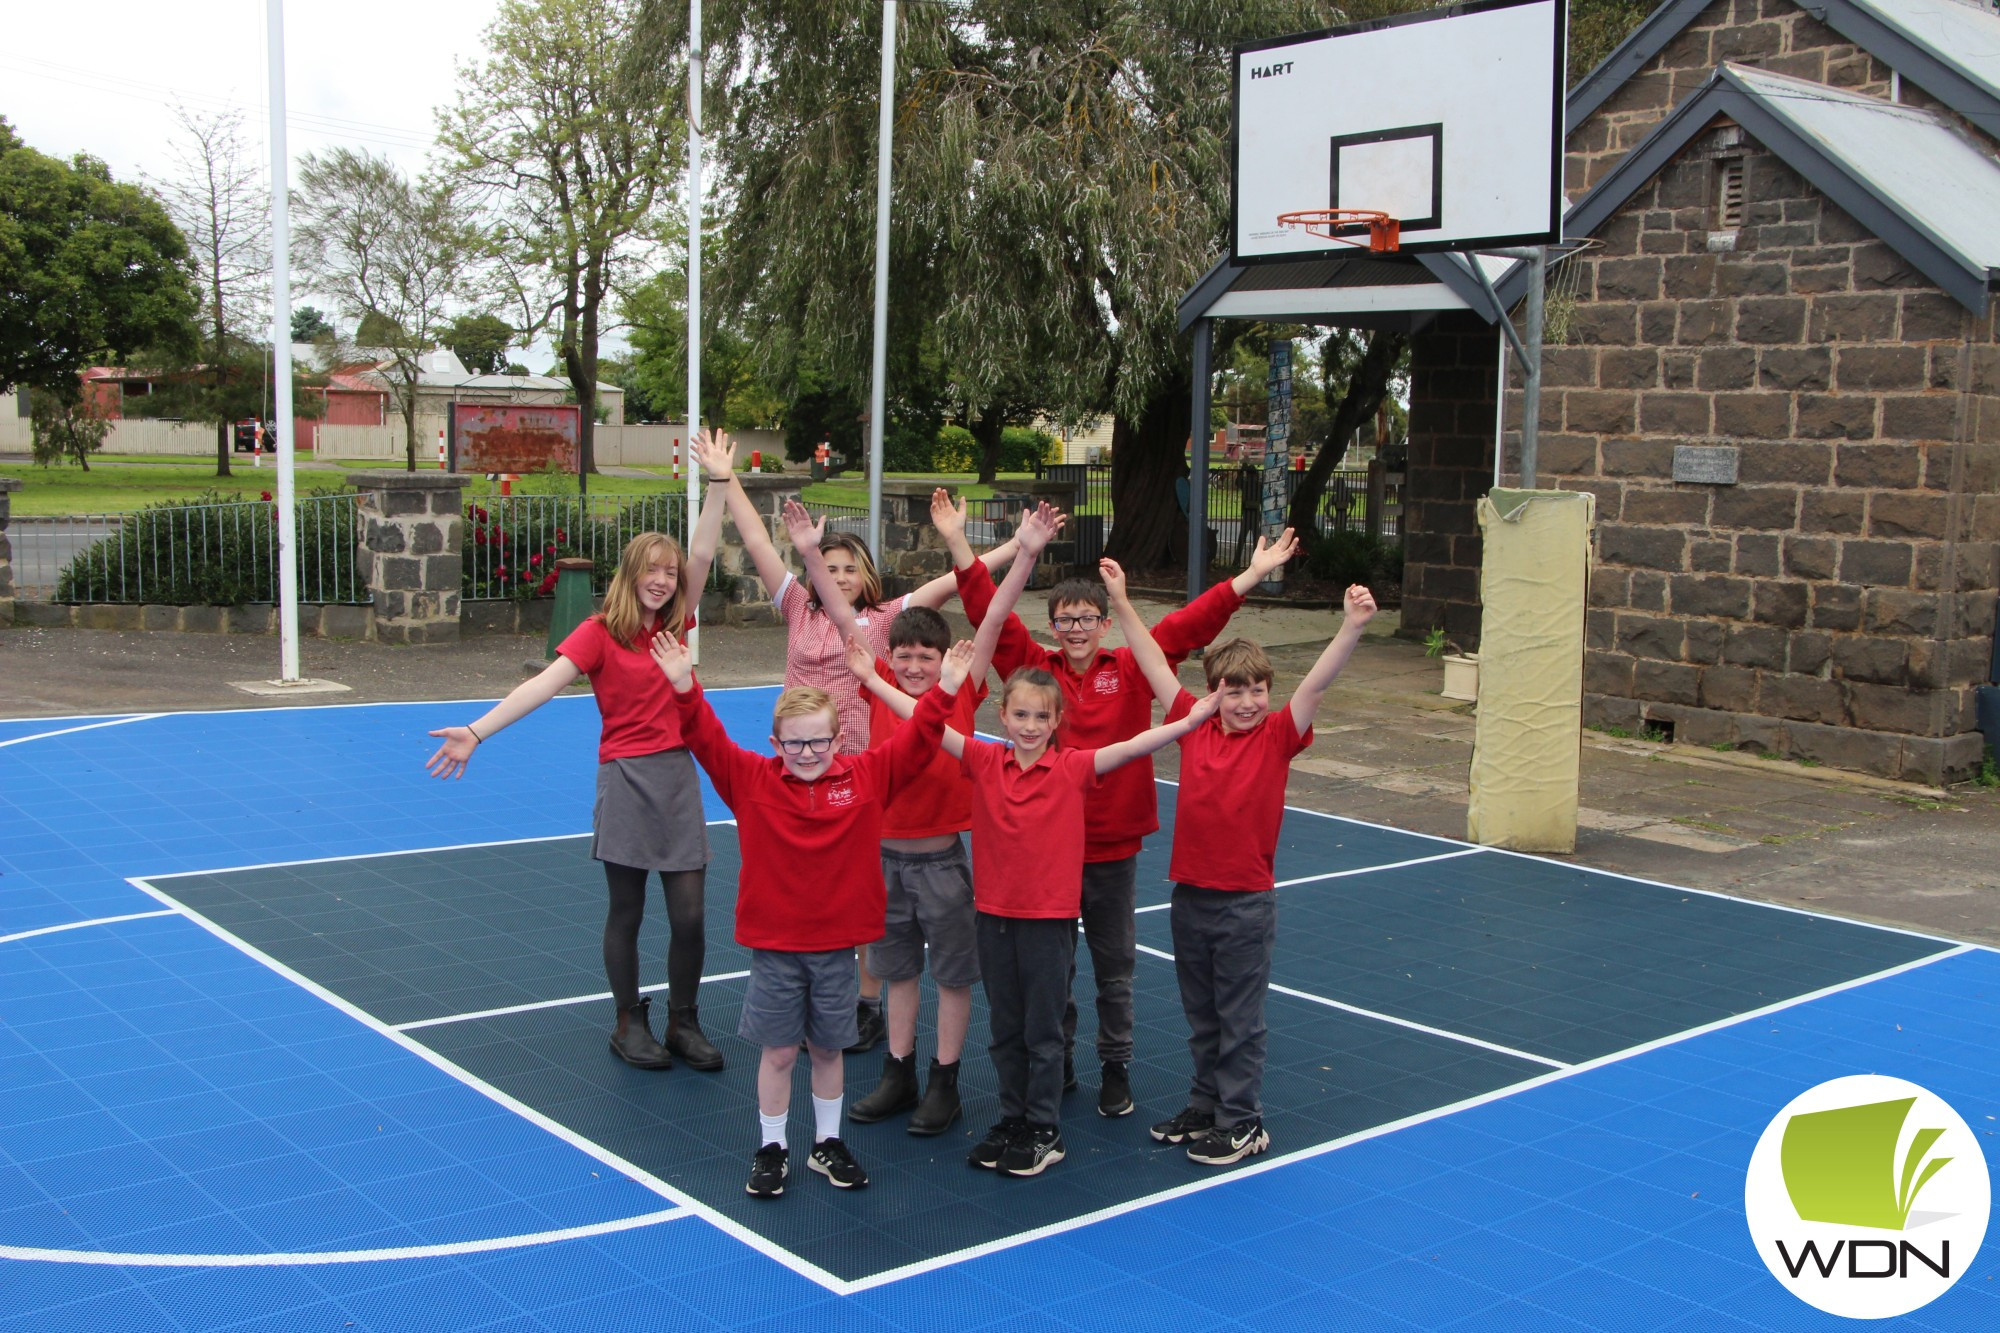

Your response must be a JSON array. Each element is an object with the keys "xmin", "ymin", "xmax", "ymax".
[{"xmin": 1276, "ymin": 208, "xmax": 1401, "ymax": 253}]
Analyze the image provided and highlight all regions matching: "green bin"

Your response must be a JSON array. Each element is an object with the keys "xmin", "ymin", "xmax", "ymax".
[{"xmin": 546, "ymin": 557, "xmax": 598, "ymax": 660}]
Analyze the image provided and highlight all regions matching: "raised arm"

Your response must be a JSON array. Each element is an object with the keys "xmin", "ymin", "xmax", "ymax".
[
  {"xmin": 699, "ymin": 430, "xmax": 787, "ymax": 599},
  {"xmin": 425, "ymin": 656, "xmax": 582, "ymax": 779},
  {"xmin": 681, "ymin": 429, "xmax": 733, "ymax": 592},
  {"xmin": 782, "ymin": 498, "xmax": 862, "ymax": 645},
  {"xmin": 967, "ymin": 505, "xmax": 1056, "ymax": 687},
  {"xmin": 1288, "ymin": 584, "xmax": 1378, "ymax": 736},
  {"xmin": 649, "ymin": 631, "xmax": 751, "ymax": 802},
  {"xmin": 1230, "ymin": 527, "xmax": 1301, "ymax": 598},
  {"xmin": 931, "ymin": 639, "xmax": 977, "ymax": 759},
  {"xmin": 1101, "ymin": 556, "xmax": 1181, "ymax": 708},
  {"xmin": 1093, "ymin": 692, "xmax": 1220, "ymax": 775},
  {"xmin": 924, "ymin": 489, "xmax": 1050, "ymax": 575},
  {"xmin": 847, "ymin": 634, "xmax": 915, "ymax": 718}
]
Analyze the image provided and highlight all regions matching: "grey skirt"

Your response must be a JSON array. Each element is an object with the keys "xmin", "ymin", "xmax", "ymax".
[{"xmin": 591, "ymin": 748, "xmax": 712, "ymax": 872}]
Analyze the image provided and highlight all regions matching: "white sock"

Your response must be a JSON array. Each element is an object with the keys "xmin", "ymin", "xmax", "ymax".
[
  {"xmin": 812, "ymin": 1094, "xmax": 843, "ymax": 1142},
  {"xmin": 759, "ymin": 1111, "xmax": 787, "ymax": 1148}
]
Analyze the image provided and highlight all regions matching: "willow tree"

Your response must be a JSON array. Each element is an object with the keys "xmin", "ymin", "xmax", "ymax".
[{"xmin": 442, "ymin": 0, "xmax": 680, "ymax": 474}]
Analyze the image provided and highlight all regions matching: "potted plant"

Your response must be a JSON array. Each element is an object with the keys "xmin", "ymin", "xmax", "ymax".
[{"xmin": 1425, "ymin": 626, "xmax": 1479, "ymax": 702}]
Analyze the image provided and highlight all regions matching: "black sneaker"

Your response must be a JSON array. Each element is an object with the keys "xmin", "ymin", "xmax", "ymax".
[
  {"xmin": 845, "ymin": 1002, "xmax": 886, "ymax": 1054},
  {"xmin": 746, "ymin": 1144, "xmax": 788, "ymax": 1198},
  {"xmin": 968, "ymin": 1116, "xmax": 1027, "ymax": 1169},
  {"xmin": 1149, "ymin": 1106, "xmax": 1214, "ymax": 1144},
  {"xmin": 1186, "ymin": 1119, "xmax": 1270, "ymax": 1166},
  {"xmin": 997, "ymin": 1124, "xmax": 1066, "ymax": 1177},
  {"xmin": 1097, "ymin": 1061, "xmax": 1133, "ymax": 1117},
  {"xmin": 808, "ymin": 1137, "xmax": 869, "ymax": 1189}
]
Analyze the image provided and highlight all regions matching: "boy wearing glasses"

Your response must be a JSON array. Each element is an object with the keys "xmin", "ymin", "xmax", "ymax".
[
  {"xmin": 931, "ymin": 490, "xmax": 1297, "ymax": 1119},
  {"xmin": 651, "ymin": 634, "xmax": 956, "ymax": 1200}
]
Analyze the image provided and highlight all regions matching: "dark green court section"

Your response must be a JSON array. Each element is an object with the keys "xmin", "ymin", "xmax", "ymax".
[
  {"xmin": 414, "ymin": 966, "xmax": 1541, "ymax": 1283},
  {"xmin": 156, "ymin": 837, "xmax": 747, "ymax": 1027},
  {"xmin": 1137, "ymin": 841, "xmax": 1954, "ymax": 1067}
]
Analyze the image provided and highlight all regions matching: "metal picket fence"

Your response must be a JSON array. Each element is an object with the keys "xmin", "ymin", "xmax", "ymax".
[{"xmin": 464, "ymin": 493, "xmax": 723, "ymax": 600}]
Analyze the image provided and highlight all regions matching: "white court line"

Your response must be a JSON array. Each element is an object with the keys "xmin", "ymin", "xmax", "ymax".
[
  {"xmin": 846, "ymin": 943, "xmax": 1975, "ymax": 1293},
  {"xmin": 0, "ymin": 1207, "xmax": 690, "ymax": 1268},
  {"xmin": 0, "ymin": 714, "xmax": 159, "ymax": 749},
  {"xmin": 0, "ymin": 910, "xmax": 177, "ymax": 946},
  {"xmin": 0, "ymin": 683, "xmax": 778, "ymax": 727},
  {"xmin": 396, "ymin": 971, "xmax": 752, "ymax": 1031},
  {"xmin": 1131, "ymin": 847, "xmax": 1488, "ymax": 914},
  {"xmin": 1132, "ymin": 942, "xmax": 1567, "ymax": 1070},
  {"xmin": 140, "ymin": 821, "xmax": 737, "ymax": 882},
  {"xmin": 123, "ymin": 874, "xmax": 851, "ymax": 1294}
]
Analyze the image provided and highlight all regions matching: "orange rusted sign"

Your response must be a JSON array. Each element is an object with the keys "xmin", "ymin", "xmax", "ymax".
[{"xmin": 452, "ymin": 404, "xmax": 581, "ymax": 474}]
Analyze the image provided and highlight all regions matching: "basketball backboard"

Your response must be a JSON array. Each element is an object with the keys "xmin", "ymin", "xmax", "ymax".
[{"xmin": 1232, "ymin": 0, "xmax": 1567, "ymax": 261}]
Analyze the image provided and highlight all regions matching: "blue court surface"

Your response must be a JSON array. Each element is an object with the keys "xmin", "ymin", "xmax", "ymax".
[{"xmin": 3, "ymin": 690, "xmax": 1996, "ymax": 1331}]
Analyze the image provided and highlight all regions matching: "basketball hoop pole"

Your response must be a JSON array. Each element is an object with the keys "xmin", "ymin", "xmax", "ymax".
[{"xmin": 1463, "ymin": 245, "xmax": 1548, "ymax": 490}]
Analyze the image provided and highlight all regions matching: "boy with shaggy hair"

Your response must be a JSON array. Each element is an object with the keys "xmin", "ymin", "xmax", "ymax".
[
  {"xmin": 1105, "ymin": 557, "xmax": 1377, "ymax": 1166},
  {"xmin": 650, "ymin": 635, "xmax": 958, "ymax": 1199},
  {"xmin": 931, "ymin": 490, "xmax": 1296, "ymax": 1118},
  {"xmin": 840, "ymin": 603, "xmax": 988, "ymax": 1135}
]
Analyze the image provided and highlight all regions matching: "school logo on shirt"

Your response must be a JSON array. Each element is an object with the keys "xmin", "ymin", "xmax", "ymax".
[
  {"xmin": 823, "ymin": 778, "xmax": 857, "ymax": 807},
  {"xmin": 1091, "ymin": 669, "xmax": 1121, "ymax": 695}
]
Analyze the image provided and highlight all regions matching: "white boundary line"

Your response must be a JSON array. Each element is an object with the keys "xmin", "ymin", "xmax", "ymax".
[
  {"xmin": 0, "ymin": 715, "xmax": 160, "ymax": 750},
  {"xmin": 0, "ymin": 910, "xmax": 178, "ymax": 946},
  {"xmin": 0, "ymin": 1207, "xmax": 690, "ymax": 1268},
  {"xmin": 1132, "ymin": 942, "xmax": 1566, "ymax": 1069},
  {"xmin": 139, "ymin": 822, "xmax": 737, "ymax": 882},
  {"xmin": 843, "ymin": 943, "xmax": 1975, "ymax": 1293},
  {"xmin": 1132, "ymin": 847, "xmax": 1488, "ymax": 915},
  {"xmin": 121, "ymin": 875, "xmax": 852, "ymax": 1294},
  {"xmin": 0, "ymin": 683, "xmax": 777, "ymax": 728},
  {"xmin": 396, "ymin": 971, "xmax": 753, "ymax": 1032}
]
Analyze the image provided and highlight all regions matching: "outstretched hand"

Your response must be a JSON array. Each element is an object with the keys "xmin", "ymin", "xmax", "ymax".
[
  {"xmin": 1248, "ymin": 527, "xmax": 1300, "ymax": 579},
  {"xmin": 424, "ymin": 728, "xmax": 478, "ymax": 780},
  {"xmin": 1184, "ymin": 691, "xmax": 1222, "ymax": 726},
  {"xmin": 781, "ymin": 499, "xmax": 825, "ymax": 551},
  {"xmin": 1343, "ymin": 584, "xmax": 1379, "ymax": 624},
  {"xmin": 1017, "ymin": 502, "xmax": 1061, "ymax": 556},
  {"xmin": 940, "ymin": 639, "xmax": 976, "ymax": 694},
  {"xmin": 1098, "ymin": 556, "xmax": 1128, "ymax": 602},
  {"xmin": 930, "ymin": 488, "xmax": 967, "ymax": 540},
  {"xmin": 649, "ymin": 630, "xmax": 694, "ymax": 689},
  {"xmin": 845, "ymin": 633, "xmax": 877, "ymax": 684},
  {"xmin": 1032, "ymin": 500, "xmax": 1066, "ymax": 538},
  {"xmin": 694, "ymin": 429, "xmax": 735, "ymax": 481}
]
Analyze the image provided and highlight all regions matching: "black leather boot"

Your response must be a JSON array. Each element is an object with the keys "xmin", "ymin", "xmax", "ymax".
[
  {"xmin": 608, "ymin": 997, "xmax": 672, "ymax": 1069},
  {"xmin": 907, "ymin": 1058, "xmax": 962, "ymax": 1136},
  {"xmin": 665, "ymin": 1004, "xmax": 725, "ymax": 1071},
  {"xmin": 848, "ymin": 1052, "xmax": 919, "ymax": 1123}
]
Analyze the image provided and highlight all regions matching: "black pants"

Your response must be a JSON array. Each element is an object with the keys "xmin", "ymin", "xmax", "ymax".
[
  {"xmin": 1061, "ymin": 855, "xmax": 1138, "ymax": 1064},
  {"xmin": 601, "ymin": 862, "xmax": 706, "ymax": 1011},
  {"xmin": 978, "ymin": 912, "xmax": 1077, "ymax": 1127},
  {"xmin": 1170, "ymin": 884, "xmax": 1277, "ymax": 1128}
]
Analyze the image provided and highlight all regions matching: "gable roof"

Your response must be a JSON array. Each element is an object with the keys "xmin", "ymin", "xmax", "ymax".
[
  {"xmin": 1568, "ymin": 0, "xmax": 2000, "ymax": 141},
  {"xmin": 1517, "ymin": 61, "xmax": 2000, "ymax": 311}
]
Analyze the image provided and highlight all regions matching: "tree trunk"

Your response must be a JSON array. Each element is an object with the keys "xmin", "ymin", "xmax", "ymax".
[
  {"xmin": 971, "ymin": 409, "xmax": 1005, "ymax": 485},
  {"xmin": 402, "ymin": 379, "xmax": 419, "ymax": 472},
  {"xmin": 211, "ymin": 292, "xmax": 230, "ymax": 478},
  {"xmin": 216, "ymin": 419, "xmax": 231, "ymax": 478},
  {"xmin": 1103, "ymin": 376, "xmax": 1191, "ymax": 573},
  {"xmin": 1286, "ymin": 332, "xmax": 1405, "ymax": 541}
]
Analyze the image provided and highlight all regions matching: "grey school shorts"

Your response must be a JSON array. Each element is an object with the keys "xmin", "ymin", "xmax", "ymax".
[
  {"xmin": 737, "ymin": 948, "xmax": 861, "ymax": 1050},
  {"xmin": 870, "ymin": 837, "xmax": 980, "ymax": 988}
]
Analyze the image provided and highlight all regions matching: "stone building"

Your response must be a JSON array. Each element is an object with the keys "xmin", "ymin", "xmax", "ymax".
[{"xmin": 1399, "ymin": 0, "xmax": 2000, "ymax": 782}]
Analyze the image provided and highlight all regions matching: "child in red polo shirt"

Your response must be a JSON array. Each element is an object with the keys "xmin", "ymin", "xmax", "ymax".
[
  {"xmin": 933, "ymin": 490, "xmax": 1297, "ymax": 1120},
  {"xmin": 650, "ymin": 633, "xmax": 956, "ymax": 1200},
  {"xmin": 1108, "ymin": 559, "xmax": 1378, "ymax": 1167},
  {"xmin": 840, "ymin": 605, "xmax": 986, "ymax": 1136}
]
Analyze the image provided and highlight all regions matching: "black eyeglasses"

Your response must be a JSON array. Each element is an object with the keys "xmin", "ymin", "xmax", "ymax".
[
  {"xmin": 1051, "ymin": 614, "xmax": 1105, "ymax": 631},
  {"xmin": 776, "ymin": 736, "xmax": 836, "ymax": 756}
]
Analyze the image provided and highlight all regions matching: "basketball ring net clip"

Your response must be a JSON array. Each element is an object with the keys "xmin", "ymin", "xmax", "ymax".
[{"xmin": 1276, "ymin": 208, "xmax": 1401, "ymax": 254}]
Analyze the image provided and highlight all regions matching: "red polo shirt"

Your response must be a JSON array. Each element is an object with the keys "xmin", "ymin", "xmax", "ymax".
[
  {"xmin": 867, "ymin": 660, "xmax": 987, "ymax": 839},
  {"xmin": 959, "ymin": 737, "xmax": 1101, "ymax": 918},
  {"xmin": 674, "ymin": 678, "xmax": 952, "ymax": 951},
  {"xmin": 956, "ymin": 562, "xmax": 1243, "ymax": 861},
  {"xmin": 1164, "ymin": 688, "xmax": 1312, "ymax": 892},
  {"xmin": 557, "ymin": 613, "xmax": 697, "ymax": 763}
]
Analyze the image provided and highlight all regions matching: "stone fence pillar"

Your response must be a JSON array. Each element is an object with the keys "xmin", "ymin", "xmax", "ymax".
[
  {"xmin": 876, "ymin": 479, "xmax": 952, "ymax": 594},
  {"xmin": 0, "ymin": 477, "xmax": 19, "ymax": 621},
  {"xmin": 347, "ymin": 470, "xmax": 467, "ymax": 644},
  {"xmin": 713, "ymin": 473, "xmax": 803, "ymax": 626},
  {"xmin": 989, "ymin": 477, "xmax": 1080, "ymax": 585}
]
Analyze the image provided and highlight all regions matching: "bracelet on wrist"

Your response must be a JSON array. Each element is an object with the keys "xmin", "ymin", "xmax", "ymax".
[{"xmin": 466, "ymin": 723, "xmax": 484, "ymax": 743}]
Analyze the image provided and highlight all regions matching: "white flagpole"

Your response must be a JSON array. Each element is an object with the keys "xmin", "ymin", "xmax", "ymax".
[
  {"xmin": 865, "ymin": 0, "xmax": 896, "ymax": 558},
  {"xmin": 687, "ymin": 0, "xmax": 703, "ymax": 664},
  {"xmin": 267, "ymin": 0, "xmax": 301, "ymax": 682}
]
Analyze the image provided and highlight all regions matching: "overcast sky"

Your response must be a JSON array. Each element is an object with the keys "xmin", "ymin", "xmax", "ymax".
[{"xmin": 0, "ymin": 0, "xmax": 604, "ymax": 364}]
